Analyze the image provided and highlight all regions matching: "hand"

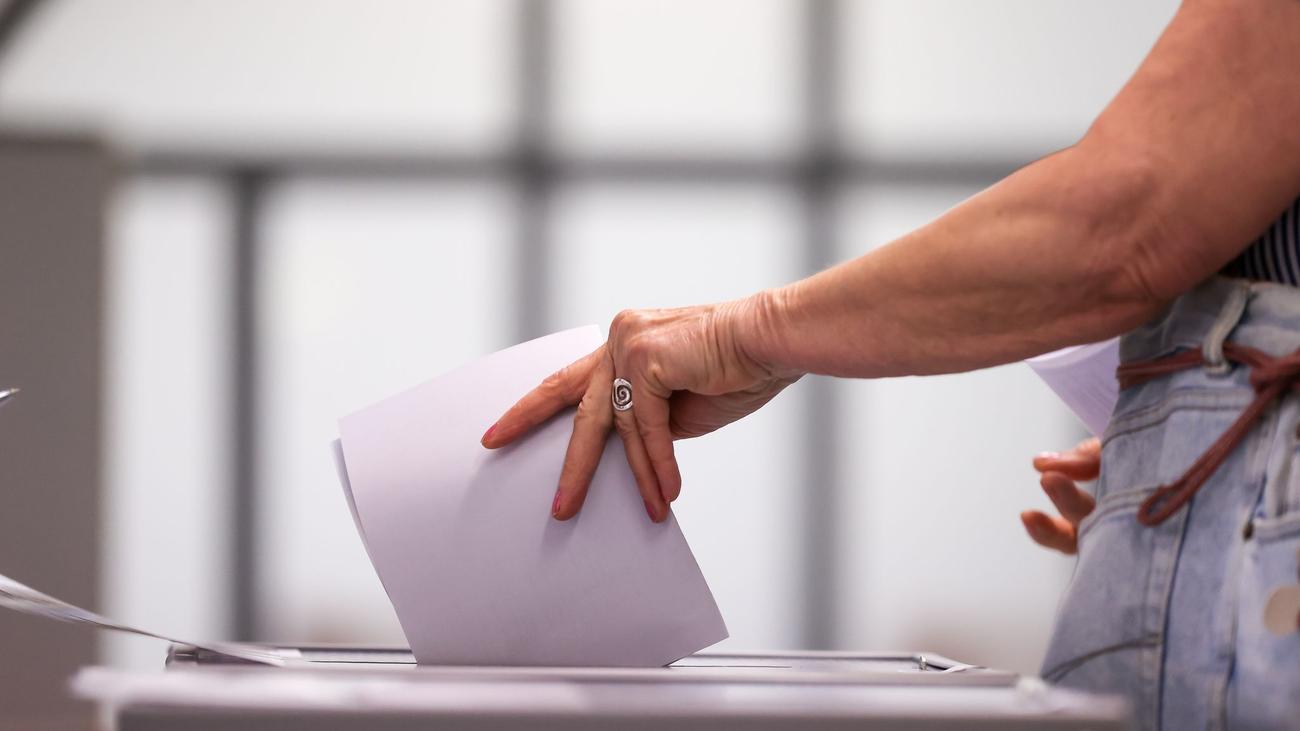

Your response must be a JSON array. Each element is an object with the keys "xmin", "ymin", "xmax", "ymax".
[
  {"xmin": 1020, "ymin": 438, "xmax": 1100, "ymax": 555},
  {"xmin": 481, "ymin": 296, "xmax": 800, "ymax": 522}
]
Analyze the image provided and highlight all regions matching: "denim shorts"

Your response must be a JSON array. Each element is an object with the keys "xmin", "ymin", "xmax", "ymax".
[{"xmin": 1041, "ymin": 276, "xmax": 1300, "ymax": 730}]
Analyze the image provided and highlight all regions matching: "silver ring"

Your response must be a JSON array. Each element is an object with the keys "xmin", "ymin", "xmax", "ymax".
[{"xmin": 612, "ymin": 378, "xmax": 633, "ymax": 412}]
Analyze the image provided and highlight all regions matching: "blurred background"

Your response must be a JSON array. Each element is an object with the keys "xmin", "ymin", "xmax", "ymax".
[{"xmin": 0, "ymin": 0, "xmax": 1180, "ymax": 726}]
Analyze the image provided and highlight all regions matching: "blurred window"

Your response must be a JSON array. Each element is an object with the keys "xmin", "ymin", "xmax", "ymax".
[
  {"xmin": 552, "ymin": 0, "xmax": 803, "ymax": 156},
  {"xmin": 0, "ymin": 0, "xmax": 516, "ymax": 153},
  {"xmin": 0, "ymin": 0, "xmax": 1181, "ymax": 672},
  {"xmin": 256, "ymin": 180, "xmax": 515, "ymax": 644},
  {"xmin": 834, "ymin": 183, "xmax": 1082, "ymax": 672},
  {"xmin": 841, "ymin": 0, "xmax": 1178, "ymax": 159},
  {"xmin": 103, "ymin": 177, "xmax": 233, "ymax": 668}
]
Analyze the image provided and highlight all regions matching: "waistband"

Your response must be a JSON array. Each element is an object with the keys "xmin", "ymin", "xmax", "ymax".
[
  {"xmin": 1121, "ymin": 276, "xmax": 1300, "ymax": 367},
  {"xmin": 1117, "ymin": 276, "xmax": 1300, "ymax": 526}
]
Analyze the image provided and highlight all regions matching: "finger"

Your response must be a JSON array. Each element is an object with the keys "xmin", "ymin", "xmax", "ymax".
[
  {"xmin": 666, "ymin": 392, "xmax": 724, "ymax": 439},
  {"xmin": 483, "ymin": 347, "xmax": 604, "ymax": 449},
  {"xmin": 667, "ymin": 387, "xmax": 785, "ymax": 440},
  {"xmin": 553, "ymin": 358, "xmax": 616, "ymax": 521},
  {"xmin": 611, "ymin": 386, "xmax": 667, "ymax": 523},
  {"xmin": 1076, "ymin": 437, "xmax": 1101, "ymax": 458},
  {"xmin": 1040, "ymin": 471, "xmax": 1097, "ymax": 525},
  {"xmin": 630, "ymin": 385, "xmax": 682, "ymax": 503},
  {"xmin": 607, "ymin": 333, "xmax": 674, "ymax": 516},
  {"xmin": 1032, "ymin": 437, "xmax": 1102, "ymax": 481},
  {"xmin": 1020, "ymin": 510, "xmax": 1078, "ymax": 555}
]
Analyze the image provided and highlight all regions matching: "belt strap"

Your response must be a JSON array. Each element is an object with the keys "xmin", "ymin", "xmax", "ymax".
[{"xmin": 1116, "ymin": 343, "xmax": 1300, "ymax": 526}]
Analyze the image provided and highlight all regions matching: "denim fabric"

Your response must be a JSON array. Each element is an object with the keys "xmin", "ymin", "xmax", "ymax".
[{"xmin": 1041, "ymin": 276, "xmax": 1300, "ymax": 731}]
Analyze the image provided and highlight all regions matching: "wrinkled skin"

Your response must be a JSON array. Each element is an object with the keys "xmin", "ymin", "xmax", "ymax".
[{"xmin": 481, "ymin": 301, "xmax": 800, "ymax": 522}]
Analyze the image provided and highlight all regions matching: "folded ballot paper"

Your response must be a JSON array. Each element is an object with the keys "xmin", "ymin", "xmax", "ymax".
[
  {"xmin": 1024, "ymin": 337, "xmax": 1121, "ymax": 437},
  {"xmin": 334, "ymin": 326, "xmax": 728, "ymax": 667}
]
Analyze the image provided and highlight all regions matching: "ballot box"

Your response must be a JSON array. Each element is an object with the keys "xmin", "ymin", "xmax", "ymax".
[{"xmin": 72, "ymin": 644, "xmax": 1132, "ymax": 730}]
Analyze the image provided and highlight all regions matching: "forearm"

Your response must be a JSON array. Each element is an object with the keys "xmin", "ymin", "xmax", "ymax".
[
  {"xmin": 737, "ymin": 0, "xmax": 1300, "ymax": 380},
  {"xmin": 743, "ymin": 142, "xmax": 1171, "ymax": 379}
]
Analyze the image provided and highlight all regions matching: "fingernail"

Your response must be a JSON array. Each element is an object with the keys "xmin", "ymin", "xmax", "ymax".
[
  {"xmin": 1035, "ymin": 451, "xmax": 1060, "ymax": 461},
  {"xmin": 644, "ymin": 500, "xmax": 657, "ymax": 521},
  {"xmin": 481, "ymin": 423, "xmax": 496, "ymax": 446},
  {"xmin": 552, "ymin": 489, "xmax": 562, "ymax": 517}
]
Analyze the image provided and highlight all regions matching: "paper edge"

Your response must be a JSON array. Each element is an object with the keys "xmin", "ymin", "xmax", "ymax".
[
  {"xmin": 333, "ymin": 437, "xmax": 407, "ymax": 647},
  {"xmin": 339, "ymin": 325, "xmax": 603, "ymax": 429},
  {"xmin": 1024, "ymin": 337, "xmax": 1119, "ymax": 372}
]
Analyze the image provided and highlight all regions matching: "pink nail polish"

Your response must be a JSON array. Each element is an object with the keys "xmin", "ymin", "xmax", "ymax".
[
  {"xmin": 644, "ymin": 500, "xmax": 656, "ymax": 521},
  {"xmin": 481, "ymin": 424, "xmax": 497, "ymax": 445},
  {"xmin": 552, "ymin": 490, "xmax": 562, "ymax": 516}
]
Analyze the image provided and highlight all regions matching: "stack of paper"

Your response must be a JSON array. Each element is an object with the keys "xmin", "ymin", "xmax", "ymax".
[{"xmin": 335, "ymin": 327, "xmax": 727, "ymax": 667}]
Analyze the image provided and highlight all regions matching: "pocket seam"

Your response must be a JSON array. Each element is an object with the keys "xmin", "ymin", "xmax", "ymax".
[
  {"xmin": 1077, "ymin": 486, "xmax": 1159, "ymax": 540},
  {"xmin": 1041, "ymin": 633, "xmax": 1161, "ymax": 684},
  {"xmin": 1105, "ymin": 387, "xmax": 1252, "ymax": 444}
]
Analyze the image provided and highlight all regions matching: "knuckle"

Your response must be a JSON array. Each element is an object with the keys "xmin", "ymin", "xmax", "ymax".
[
  {"xmin": 610, "ymin": 308, "xmax": 647, "ymax": 340},
  {"xmin": 624, "ymin": 333, "xmax": 653, "ymax": 361},
  {"xmin": 643, "ymin": 359, "xmax": 666, "ymax": 387},
  {"xmin": 541, "ymin": 367, "xmax": 580, "ymax": 401},
  {"xmin": 610, "ymin": 308, "xmax": 634, "ymax": 331},
  {"xmin": 571, "ymin": 404, "xmax": 593, "ymax": 427},
  {"xmin": 623, "ymin": 335, "xmax": 664, "ymax": 377},
  {"xmin": 540, "ymin": 370, "xmax": 567, "ymax": 394},
  {"xmin": 575, "ymin": 397, "xmax": 612, "ymax": 428}
]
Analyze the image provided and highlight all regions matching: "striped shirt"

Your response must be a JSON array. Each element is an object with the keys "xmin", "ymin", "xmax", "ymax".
[{"xmin": 1224, "ymin": 197, "xmax": 1300, "ymax": 284}]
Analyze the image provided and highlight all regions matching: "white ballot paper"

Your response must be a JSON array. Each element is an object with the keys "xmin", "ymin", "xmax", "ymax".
[
  {"xmin": 337, "ymin": 326, "xmax": 727, "ymax": 667},
  {"xmin": 1025, "ymin": 337, "xmax": 1121, "ymax": 437},
  {"xmin": 0, "ymin": 572, "xmax": 290, "ymax": 666}
]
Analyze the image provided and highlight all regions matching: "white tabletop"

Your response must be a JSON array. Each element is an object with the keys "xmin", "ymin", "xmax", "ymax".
[{"xmin": 73, "ymin": 655, "xmax": 1132, "ymax": 731}]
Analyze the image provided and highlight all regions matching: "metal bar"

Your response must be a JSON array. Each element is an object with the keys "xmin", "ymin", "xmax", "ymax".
[
  {"xmin": 135, "ymin": 150, "xmax": 512, "ymax": 181},
  {"xmin": 846, "ymin": 156, "xmax": 1016, "ymax": 187},
  {"xmin": 130, "ymin": 151, "xmax": 1018, "ymax": 187},
  {"xmin": 798, "ymin": 0, "xmax": 841, "ymax": 651},
  {"xmin": 557, "ymin": 155, "xmax": 793, "ymax": 184},
  {"xmin": 0, "ymin": 0, "xmax": 42, "ymax": 71},
  {"xmin": 513, "ymin": 0, "xmax": 553, "ymax": 342},
  {"xmin": 230, "ymin": 168, "xmax": 268, "ymax": 642}
]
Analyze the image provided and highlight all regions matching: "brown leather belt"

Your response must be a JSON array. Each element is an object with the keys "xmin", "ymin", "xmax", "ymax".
[{"xmin": 1117, "ymin": 343, "xmax": 1300, "ymax": 526}]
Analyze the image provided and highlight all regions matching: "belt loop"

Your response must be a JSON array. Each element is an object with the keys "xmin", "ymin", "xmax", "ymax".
[{"xmin": 1202, "ymin": 281, "xmax": 1251, "ymax": 376}]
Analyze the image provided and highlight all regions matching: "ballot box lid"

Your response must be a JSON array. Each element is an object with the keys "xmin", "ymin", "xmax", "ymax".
[
  {"xmin": 163, "ymin": 643, "xmax": 1018, "ymax": 687},
  {"xmin": 73, "ymin": 650, "xmax": 1132, "ymax": 731}
]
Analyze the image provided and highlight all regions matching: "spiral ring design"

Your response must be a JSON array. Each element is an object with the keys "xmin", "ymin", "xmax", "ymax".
[{"xmin": 612, "ymin": 378, "xmax": 634, "ymax": 412}]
